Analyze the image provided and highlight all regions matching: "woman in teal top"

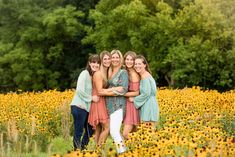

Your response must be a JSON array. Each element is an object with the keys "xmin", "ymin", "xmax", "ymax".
[
  {"xmin": 99, "ymin": 50, "xmax": 128, "ymax": 154},
  {"xmin": 70, "ymin": 54, "xmax": 100, "ymax": 150},
  {"xmin": 133, "ymin": 55, "xmax": 160, "ymax": 127}
]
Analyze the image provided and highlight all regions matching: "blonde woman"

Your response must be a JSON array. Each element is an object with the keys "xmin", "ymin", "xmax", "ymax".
[
  {"xmin": 99, "ymin": 50, "xmax": 128, "ymax": 154},
  {"xmin": 88, "ymin": 51, "xmax": 111, "ymax": 146}
]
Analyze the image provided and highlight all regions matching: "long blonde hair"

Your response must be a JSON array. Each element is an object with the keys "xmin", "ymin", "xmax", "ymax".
[{"xmin": 99, "ymin": 50, "xmax": 111, "ymax": 87}]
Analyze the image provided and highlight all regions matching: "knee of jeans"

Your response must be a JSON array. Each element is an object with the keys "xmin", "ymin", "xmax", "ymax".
[{"xmin": 71, "ymin": 109, "xmax": 77, "ymax": 116}]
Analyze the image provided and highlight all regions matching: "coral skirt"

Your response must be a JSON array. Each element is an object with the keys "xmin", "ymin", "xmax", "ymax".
[
  {"xmin": 123, "ymin": 100, "xmax": 140, "ymax": 125},
  {"xmin": 88, "ymin": 97, "xmax": 109, "ymax": 129}
]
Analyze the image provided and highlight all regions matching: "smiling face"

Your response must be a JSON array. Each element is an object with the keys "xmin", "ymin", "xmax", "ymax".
[
  {"xmin": 125, "ymin": 55, "xmax": 135, "ymax": 69},
  {"xmin": 89, "ymin": 61, "xmax": 100, "ymax": 72},
  {"xmin": 102, "ymin": 54, "xmax": 111, "ymax": 68},
  {"xmin": 111, "ymin": 52, "xmax": 121, "ymax": 67},
  {"xmin": 134, "ymin": 58, "xmax": 146, "ymax": 74}
]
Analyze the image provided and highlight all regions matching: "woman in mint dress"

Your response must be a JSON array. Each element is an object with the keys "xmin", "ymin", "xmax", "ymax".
[{"xmin": 133, "ymin": 55, "xmax": 160, "ymax": 127}]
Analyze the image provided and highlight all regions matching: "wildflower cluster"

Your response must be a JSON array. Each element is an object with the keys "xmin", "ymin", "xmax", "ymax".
[
  {"xmin": 0, "ymin": 87, "xmax": 234, "ymax": 156},
  {"xmin": 65, "ymin": 87, "xmax": 235, "ymax": 156}
]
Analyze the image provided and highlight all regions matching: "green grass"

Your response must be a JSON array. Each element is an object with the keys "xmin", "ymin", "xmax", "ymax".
[{"xmin": 1, "ymin": 136, "xmax": 73, "ymax": 157}]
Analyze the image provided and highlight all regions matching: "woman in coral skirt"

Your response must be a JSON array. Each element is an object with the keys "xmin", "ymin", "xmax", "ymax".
[
  {"xmin": 88, "ymin": 51, "xmax": 111, "ymax": 146},
  {"xmin": 122, "ymin": 51, "xmax": 140, "ymax": 139}
]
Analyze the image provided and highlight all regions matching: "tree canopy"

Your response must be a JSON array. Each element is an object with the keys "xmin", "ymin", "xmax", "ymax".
[{"xmin": 0, "ymin": 0, "xmax": 234, "ymax": 92}]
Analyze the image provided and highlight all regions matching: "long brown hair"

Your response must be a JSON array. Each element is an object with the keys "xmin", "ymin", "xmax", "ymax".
[
  {"xmin": 124, "ymin": 51, "xmax": 137, "ymax": 69},
  {"xmin": 135, "ymin": 55, "xmax": 152, "ymax": 74},
  {"xmin": 86, "ymin": 54, "xmax": 100, "ymax": 76}
]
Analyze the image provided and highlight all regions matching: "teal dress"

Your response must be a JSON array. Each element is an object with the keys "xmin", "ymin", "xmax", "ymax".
[{"xmin": 134, "ymin": 76, "xmax": 160, "ymax": 122}]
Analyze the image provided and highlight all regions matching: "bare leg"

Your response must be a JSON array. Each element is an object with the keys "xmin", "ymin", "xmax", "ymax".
[
  {"xmin": 94, "ymin": 124, "xmax": 102, "ymax": 144},
  {"xmin": 122, "ymin": 124, "xmax": 134, "ymax": 139},
  {"xmin": 97, "ymin": 122, "xmax": 110, "ymax": 146}
]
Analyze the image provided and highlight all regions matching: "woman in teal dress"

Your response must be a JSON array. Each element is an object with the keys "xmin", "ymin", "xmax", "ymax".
[{"xmin": 133, "ymin": 55, "xmax": 160, "ymax": 127}]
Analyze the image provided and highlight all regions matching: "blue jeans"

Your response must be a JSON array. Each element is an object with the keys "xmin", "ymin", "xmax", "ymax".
[{"xmin": 71, "ymin": 106, "xmax": 93, "ymax": 150}]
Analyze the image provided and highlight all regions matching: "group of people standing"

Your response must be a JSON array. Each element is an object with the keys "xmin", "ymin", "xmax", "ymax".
[{"xmin": 70, "ymin": 50, "xmax": 160, "ymax": 154}]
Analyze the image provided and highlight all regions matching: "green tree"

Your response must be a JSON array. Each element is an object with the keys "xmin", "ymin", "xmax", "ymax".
[
  {"xmin": 83, "ymin": 0, "xmax": 150, "ymax": 52},
  {"xmin": 0, "ymin": 0, "xmax": 234, "ymax": 91},
  {"xmin": 0, "ymin": 1, "xmax": 87, "ymax": 91},
  {"xmin": 84, "ymin": 0, "xmax": 235, "ymax": 90},
  {"xmin": 83, "ymin": 0, "xmax": 176, "ymax": 82},
  {"xmin": 60, "ymin": 0, "xmax": 100, "ymax": 89},
  {"xmin": 0, "ymin": 0, "xmax": 52, "ymax": 91},
  {"xmin": 163, "ymin": 0, "xmax": 235, "ymax": 89}
]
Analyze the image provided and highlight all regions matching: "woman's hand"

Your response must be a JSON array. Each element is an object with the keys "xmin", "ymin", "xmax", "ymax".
[
  {"xmin": 92, "ymin": 95, "xmax": 99, "ymax": 102},
  {"xmin": 128, "ymin": 97, "xmax": 134, "ymax": 102},
  {"xmin": 98, "ymin": 87, "xmax": 124, "ymax": 96},
  {"xmin": 115, "ymin": 86, "xmax": 124, "ymax": 93}
]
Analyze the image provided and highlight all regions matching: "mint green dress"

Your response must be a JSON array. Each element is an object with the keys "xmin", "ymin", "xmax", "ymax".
[{"xmin": 134, "ymin": 76, "xmax": 160, "ymax": 122}]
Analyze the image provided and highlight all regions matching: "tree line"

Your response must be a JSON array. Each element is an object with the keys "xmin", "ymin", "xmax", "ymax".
[{"xmin": 0, "ymin": 0, "xmax": 234, "ymax": 92}]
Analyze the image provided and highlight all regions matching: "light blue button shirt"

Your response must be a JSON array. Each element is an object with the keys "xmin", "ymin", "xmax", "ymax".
[{"xmin": 70, "ymin": 70, "xmax": 92, "ymax": 112}]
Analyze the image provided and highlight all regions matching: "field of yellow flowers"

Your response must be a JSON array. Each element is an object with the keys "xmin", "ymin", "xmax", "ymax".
[{"xmin": 0, "ymin": 87, "xmax": 234, "ymax": 157}]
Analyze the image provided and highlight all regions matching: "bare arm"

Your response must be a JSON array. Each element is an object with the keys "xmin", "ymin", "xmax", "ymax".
[
  {"xmin": 93, "ymin": 71, "xmax": 103, "ymax": 93},
  {"xmin": 99, "ymin": 87, "xmax": 123, "ymax": 96},
  {"xmin": 99, "ymin": 70, "xmax": 128, "ymax": 96},
  {"xmin": 124, "ymin": 90, "xmax": 140, "ymax": 97},
  {"xmin": 99, "ymin": 89, "xmax": 117, "ymax": 96}
]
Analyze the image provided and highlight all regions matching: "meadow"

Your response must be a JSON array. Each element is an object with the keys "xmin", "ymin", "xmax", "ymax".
[{"xmin": 0, "ymin": 87, "xmax": 234, "ymax": 157}]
